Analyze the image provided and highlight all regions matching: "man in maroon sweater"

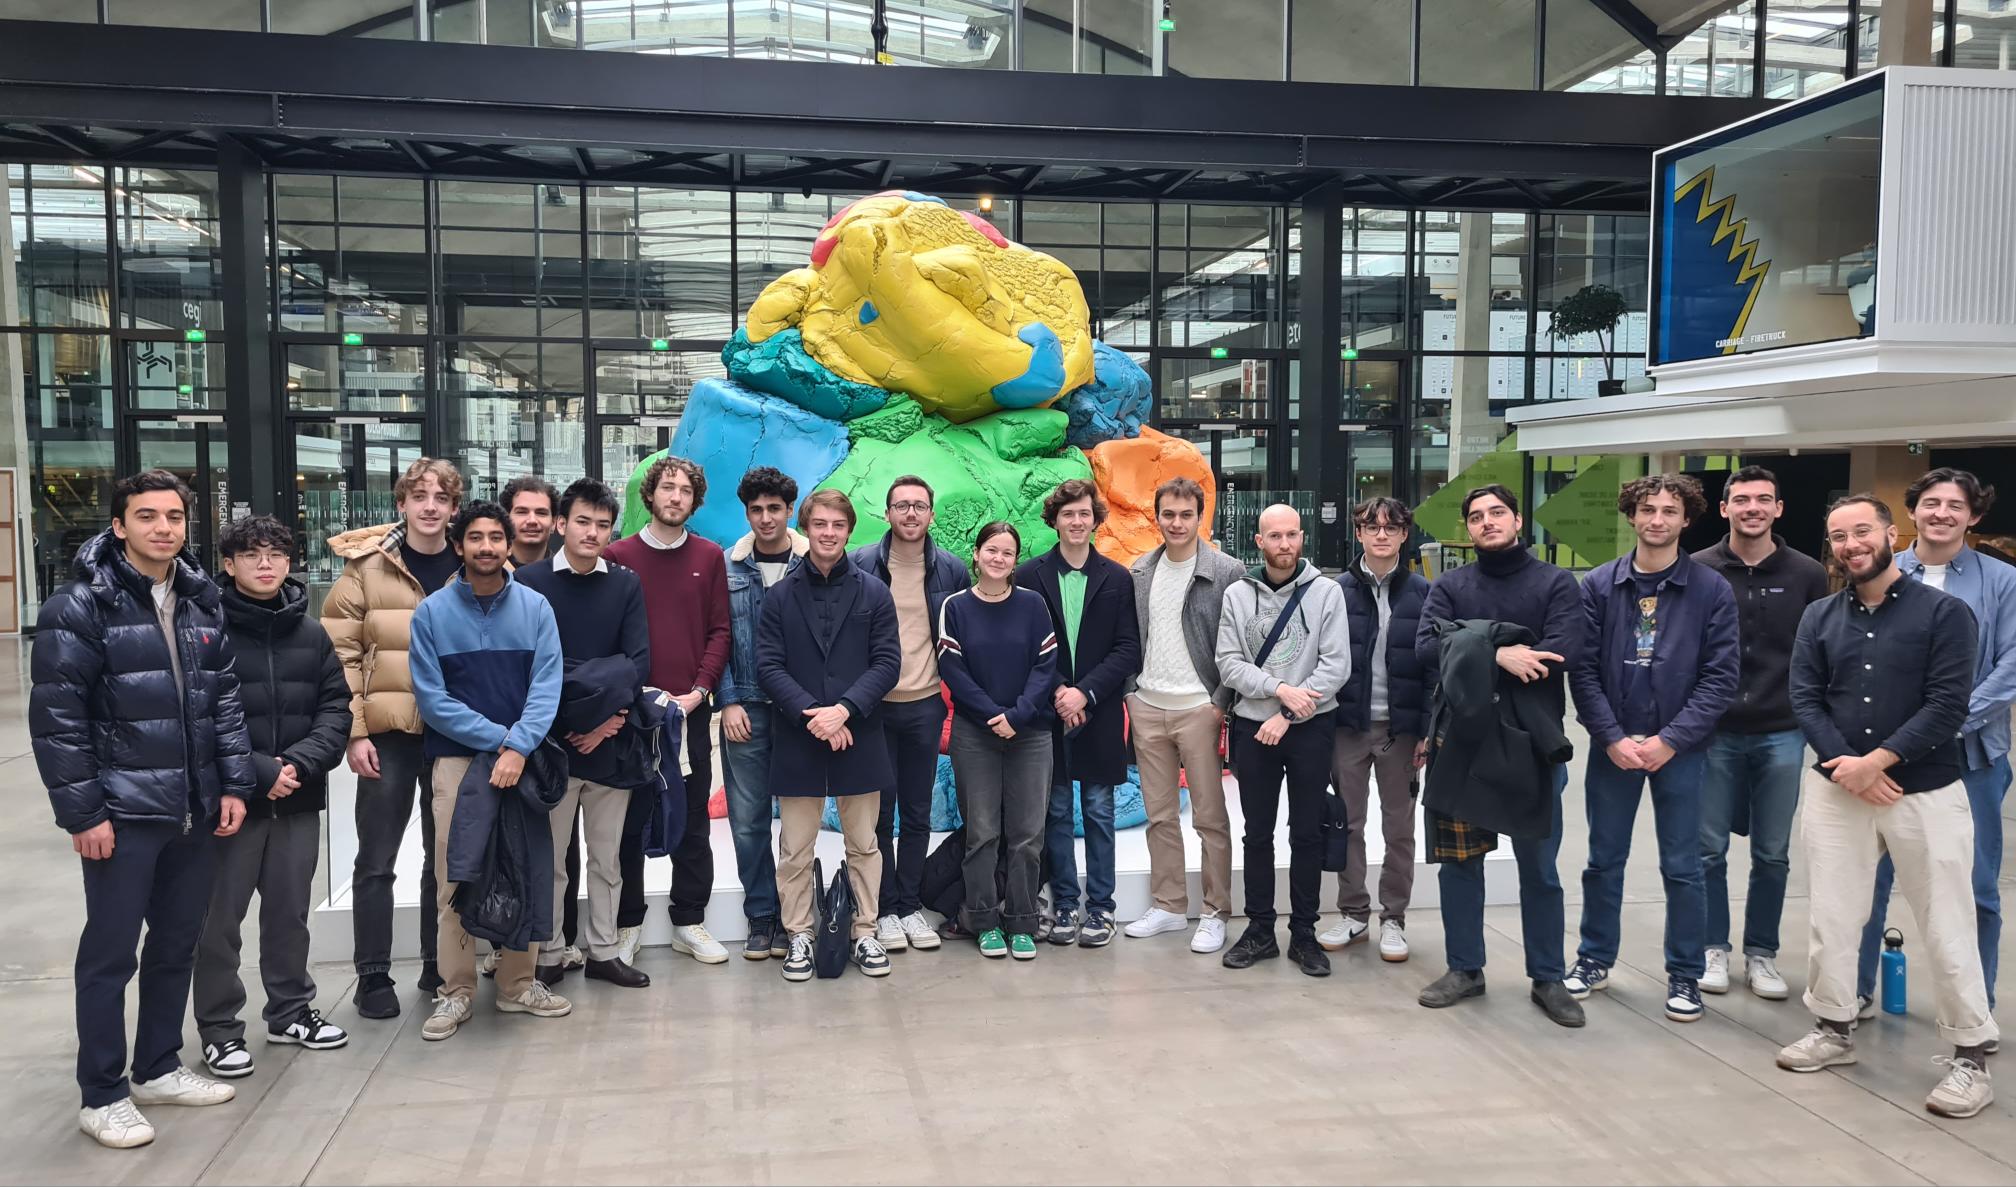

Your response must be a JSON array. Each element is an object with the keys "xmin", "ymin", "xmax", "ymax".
[{"xmin": 603, "ymin": 455, "xmax": 732, "ymax": 966}]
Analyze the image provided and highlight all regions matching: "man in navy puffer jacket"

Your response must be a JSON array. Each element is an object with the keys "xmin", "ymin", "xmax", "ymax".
[{"xmin": 31, "ymin": 469, "xmax": 256, "ymax": 1149}]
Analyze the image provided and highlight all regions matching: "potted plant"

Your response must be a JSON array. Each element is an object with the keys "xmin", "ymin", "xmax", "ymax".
[{"xmin": 1547, "ymin": 283, "xmax": 1632, "ymax": 396}]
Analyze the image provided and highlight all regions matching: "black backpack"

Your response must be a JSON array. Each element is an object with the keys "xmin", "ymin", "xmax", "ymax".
[{"xmin": 813, "ymin": 858, "xmax": 855, "ymax": 979}]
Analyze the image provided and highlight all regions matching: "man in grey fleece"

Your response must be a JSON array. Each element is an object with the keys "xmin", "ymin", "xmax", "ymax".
[{"xmin": 1215, "ymin": 503, "xmax": 1352, "ymax": 976}]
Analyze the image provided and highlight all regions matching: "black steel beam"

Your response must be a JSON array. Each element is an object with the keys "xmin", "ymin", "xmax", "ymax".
[
  {"xmin": 217, "ymin": 136, "xmax": 278, "ymax": 518},
  {"xmin": 1297, "ymin": 186, "xmax": 1348, "ymax": 569},
  {"xmin": 1588, "ymin": 0, "xmax": 1668, "ymax": 53}
]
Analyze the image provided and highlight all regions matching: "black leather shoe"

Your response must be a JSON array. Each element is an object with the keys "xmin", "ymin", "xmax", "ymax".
[
  {"xmin": 585, "ymin": 958, "xmax": 651, "ymax": 989},
  {"xmin": 1221, "ymin": 927, "xmax": 1280, "ymax": 969},
  {"xmin": 1286, "ymin": 934, "xmax": 1331, "ymax": 978},
  {"xmin": 1417, "ymin": 968, "xmax": 1486, "ymax": 1008},
  {"xmin": 1532, "ymin": 979, "xmax": 1587, "ymax": 1028},
  {"xmin": 535, "ymin": 963, "xmax": 569, "ymax": 988},
  {"xmin": 354, "ymin": 974, "xmax": 401, "ymax": 1020}
]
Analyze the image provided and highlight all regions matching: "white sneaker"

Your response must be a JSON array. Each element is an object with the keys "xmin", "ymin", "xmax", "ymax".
[
  {"xmin": 616, "ymin": 925, "xmax": 644, "ymax": 966},
  {"xmin": 1317, "ymin": 917, "xmax": 1368, "ymax": 951},
  {"xmin": 550, "ymin": 944, "xmax": 587, "ymax": 970},
  {"xmin": 1746, "ymin": 955, "xmax": 1790, "ymax": 1001},
  {"xmin": 1190, "ymin": 916, "xmax": 1227, "ymax": 954},
  {"xmin": 1777, "ymin": 1026, "xmax": 1857, "ymax": 1072},
  {"xmin": 1701, "ymin": 949, "xmax": 1731, "ymax": 994},
  {"xmin": 422, "ymin": 993, "xmax": 472, "ymax": 1042},
  {"xmin": 875, "ymin": 914, "xmax": 909, "ymax": 952},
  {"xmin": 1927, "ymin": 1055, "xmax": 1994, "ymax": 1119},
  {"xmin": 899, "ymin": 912, "xmax": 941, "ymax": 951},
  {"xmin": 1124, "ymin": 908, "xmax": 1189, "ymax": 940},
  {"xmin": 1378, "ymin": 919, "xmax": 1409, "ymax": 963},
  {"xmin": 130, "ymin": 1065, "xmax": 235, "ymax": 1107},
  {"xmin": 477, "ymin": 947, "xmax": 501, "ymax": 977},
  {"xmin": 498, "ymin": 980, "xmax": 573, "ymax": 1018},
  {"xmin": 79, "ymin": 1098, "xmax": 154, "ymax": 1149},
  {"xmin": 669, "ymin": 924, "xmax": 729, "ymax": 965}
]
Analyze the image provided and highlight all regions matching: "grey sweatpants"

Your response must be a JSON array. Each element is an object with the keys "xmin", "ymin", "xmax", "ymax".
[
  {"xmin": 193, "ymin": 813, "xmax": 321, "ymax": 1044},
  {"xmin": 948, "ymin": 716, "xmax": 1052, "ymax": 936}
]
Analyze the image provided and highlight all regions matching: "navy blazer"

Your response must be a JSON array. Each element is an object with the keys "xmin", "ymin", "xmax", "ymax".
[
  {"xmin": 1015, "ymin": 546, "xmax": 1142, "ymax": 786},
  {"xmin": 755, "ymin": 553, "xmax": 903, "ymax": 798},
  {"xmin": 1569, "ymin": 550, "xmax": 1741, "ymax": 754}
]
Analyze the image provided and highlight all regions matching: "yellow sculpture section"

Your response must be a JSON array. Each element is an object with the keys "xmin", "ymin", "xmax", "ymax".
[{"xmin": 747, "ymin": 192, "xmax": 1096, "ymax": 424}]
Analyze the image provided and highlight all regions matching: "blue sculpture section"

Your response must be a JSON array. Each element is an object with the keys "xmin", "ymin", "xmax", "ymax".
[
  {"xmin": 722, "ymin": 328, "xmax": 891, "ymax": 423},
  {"xmin": 1060, "ymin": 342, "xmax": 1152, "ymax": 450},
  {"xmin": 663, "ymin": 377, "xmax": 851, "ymax": 548}
]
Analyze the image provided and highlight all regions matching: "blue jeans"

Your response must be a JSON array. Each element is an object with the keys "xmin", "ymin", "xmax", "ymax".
[
  {"xmin": 1046, "ymin": 781, "xmax": 1116, "ymax": 916},
  {"xmin": 1699, "ymin": 729, "xmax": 1805, "ymax": 957},
  {"xmin": 719, "ymin": 703, "xmax": 780, "ymax": 922},
  {"xmin": 1858, "ymin": 754, "xmax": 2011, "ymax": 1008},
  {"xmin": 1577, "ymin": 746, "xmax": 1708, "ymax": 979},
  {"xmin": 1439, "ymin": 764, "xmax": 1568, "ymax": 981}
]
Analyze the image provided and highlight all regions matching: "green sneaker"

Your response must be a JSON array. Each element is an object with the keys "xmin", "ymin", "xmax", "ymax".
[
  {"xmin": 978, "ymin": 929, "xmax": 1008, "ymax": 958},
  {"xmin": 1009, "ymin": 933, "xmax": 1038, "ymax": 961}
]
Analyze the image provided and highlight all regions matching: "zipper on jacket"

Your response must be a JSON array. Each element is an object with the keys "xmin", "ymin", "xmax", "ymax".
[{"xmin": 182, "ymin": 811, "xmax": 192, "ymax": 836}]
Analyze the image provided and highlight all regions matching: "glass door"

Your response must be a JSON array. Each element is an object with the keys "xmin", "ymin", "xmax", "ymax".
[
  {"xmin": 589, "ymin": 343, "xmax": 724, "ymax": 493},
  {"xmin": 288, "ymin": 418, "xmax": 425, "ymax": 613},
  {"xmin": 125, "ymin": 414, "xmax": 230, "ymax": 576}
]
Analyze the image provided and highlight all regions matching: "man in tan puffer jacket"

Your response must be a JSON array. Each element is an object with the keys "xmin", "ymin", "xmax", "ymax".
[{"xmin": 322, "ymin": 457, "xmax": 464, "ymax": 1021}]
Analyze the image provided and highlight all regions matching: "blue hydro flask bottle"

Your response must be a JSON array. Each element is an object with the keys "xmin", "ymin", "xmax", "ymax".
[{"xmin": 1881, "ymin": 928, "xmax": 1908, "ymax": 1016}]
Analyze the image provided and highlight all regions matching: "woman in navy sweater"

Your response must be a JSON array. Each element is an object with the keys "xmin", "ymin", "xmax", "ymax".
[{"xmin": 937, "ymin": 522, "xmax": 1060, "ymax": 960}]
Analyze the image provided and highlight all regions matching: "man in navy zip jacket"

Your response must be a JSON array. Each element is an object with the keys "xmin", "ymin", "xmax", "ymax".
[
  {"xmin": 408, "ymin": 502, "xmax": 566, "ymax": 1042},
  {"xmin": 32, "ymin": 469, "xmax": 254, "ymax": 1148},
  {"xmin": 1566, "ymin": 474, "xmax": 1740, "ymax": 1025},
  {"xmin": 1414, "ymin": 484, "xmax": 1587, "ymax": 1028},
  {"xmin": 1321, "ymin": 496, "xmax": 1431, "ymax": 962}
]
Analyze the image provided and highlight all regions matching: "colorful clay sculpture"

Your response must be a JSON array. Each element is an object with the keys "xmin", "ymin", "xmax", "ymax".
[
  {"xmin": 660, "ymin": 377, "xmax": 852, "ymax": 548},
  {"xmin": 1086, "ymin": 425, "xmax": 1219, "ymax": 569},
  {"xmin": 1061, "ymin": 342, "xmax": 1153, "ymax": 450},
  {"xmin": 747, "ymin": 191, "xmax": 1096, "ymax": 424}
]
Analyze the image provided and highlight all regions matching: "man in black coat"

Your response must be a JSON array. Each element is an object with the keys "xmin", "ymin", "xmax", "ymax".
[
  {"xmin": 1413, "ymin": 484, "xmax": 1588, "ymax": 1029},
  {"xmin": 1321, "ymin": 496, "xmax": 1431, "ymax": 962},
  {"xmin": 193, "ymin": 515, "xmax": 354, "ymax": 1082},
  {"xmin": 30, "ymin": 470, "xmax": 256, "ymax": 1149},
  {"xmin": 1016, "ymin": 479, "xmax": 1141, "ymax": 948},
  {"xmin": 758, "ymin": 489, "xmax": 904, "ymax": 982}
]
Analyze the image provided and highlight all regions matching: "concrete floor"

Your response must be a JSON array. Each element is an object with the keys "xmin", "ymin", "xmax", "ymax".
[{"xmin": 2, "ymin": 638, "xmax": 2013, "ymax": 1186}]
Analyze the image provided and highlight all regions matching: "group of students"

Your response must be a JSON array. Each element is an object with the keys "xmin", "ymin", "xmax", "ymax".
[{"xmin": 31, "ymin": 451, "xmax": 2012, "ymax": 1150}]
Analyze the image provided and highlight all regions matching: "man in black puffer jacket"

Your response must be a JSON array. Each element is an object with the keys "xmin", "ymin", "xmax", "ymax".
[
  {"xmin": 192, "ymin": 516, "xmax": 355, "ymax": 1083},
  {"xmin": 1320, "ymin": 497, "xmax": 1432, "ymax": 963},
  {"xmin": 30, "ymin": 469, "xmax": 256, "ymax": 1150}
]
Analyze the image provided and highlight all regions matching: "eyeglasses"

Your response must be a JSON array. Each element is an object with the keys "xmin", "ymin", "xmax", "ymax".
[
  {"xmin": 230, "ymin": 549, "xmax": 290, "ymax": 567},
  {"xmin": 1355, "ymin": 522, "xmax": 1406, "ymax": 536},
  {"xmin": 1826, "ymin": 524, "xmax": 1885, "ymax": 546},
  {"xmin": 888, "ymin": 501, "xmax": 931, "ymax": 515}
]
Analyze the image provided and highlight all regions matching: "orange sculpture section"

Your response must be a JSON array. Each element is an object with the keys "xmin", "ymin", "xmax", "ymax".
[{"xmin": 1088, "ymin": 426, "xmax": 1218, "ymax": 570}]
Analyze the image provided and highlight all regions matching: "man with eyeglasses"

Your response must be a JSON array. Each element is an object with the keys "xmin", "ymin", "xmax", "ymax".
[
  {"xmin": 1693, "ymin": 466, "xmax": 1830, "ymax": 1001},
  {"xmin": 850, "ymin": 476, "xmax": 970, "ymax": 950},
  {"xmin": 1778, "ymin": 494, "xmax": 1995, "ymax": 1119},
  {"xmin": 1318, "ymin": 496, "xmax": 1430, "ymax": 963}
]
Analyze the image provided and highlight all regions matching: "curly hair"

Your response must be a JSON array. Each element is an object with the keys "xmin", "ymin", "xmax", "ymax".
[
  {"xmin": 1904, "ymin": 467, "xmax": 1996, "ymax": 518},
  {"xmin": 394, "ymin": 457, "xmax": 464, "ymax": 507},
  {"xmin": 641, "ymin": 455, "xmax": 707, "ymax": 510},
  {"xmin": 1042, "ymin": 478, "xmax": 1108, "ymax": 528},
  {"xmin": 500, "ymin": 475, "xmax": 558, "ymax": 516},
  {"xmin": 1617, "ymin": 473, "xmax": 1707, "ymax": 521},
  {"xmin": 449, "ymin": 501, "xmax": 514, "ymax": 547},
  {"xmin": 737, "ymin": 466, "xmax": 799, "ymax": 508}
]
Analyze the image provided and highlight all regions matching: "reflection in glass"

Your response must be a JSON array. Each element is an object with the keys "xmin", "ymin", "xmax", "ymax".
[
  {"xmin": 735, "ymin": 191, "xmax": 845, "ymax": 311},
  {"xmin": 1545, "ymin": 0, "xmax": 1657, "ymax": 92},
  {"xmin": 1761, "ymin": 0, "xmax": 1849, "ymax": 98},
  {"xmin": 285, "ymin": 344, "xmax": 427, "ymax": 414},
  {"xmin": 117, "ymin": 169, "xmax": 221, "ymax": 334},
  {"xmin": 1158, "ymin": 205, "xmax": 1282, "ymax": 349},
  {"xmin": 1159, "ymin": 356, "xmax": 1272, "ymax": 421},
  {"xmin": 440, "ymin": 341, "xmax": 587, "ymax": 500},
  {"xmin": 14, "ymin": 332, "xmax": 114, "ymax": 610},
  {"xmin": 1020, "ymin": 0, "xmax": 1153, "ymax": 73},
  {"xmin": 293, "ymin": 421, "xmax": 424, "ymax": 611},
  {"xmin": 1166, "ymin": 0, "xmax": 1282, "ymax": 79},
  {"xmin": 107, "ymin": 0, "xmax": 260, "ymax": 30},
  {"xmin": 129, "ymin": 340, "xmax": 224, "ymax": 412},
  {"xmin": 1954, "ymin": 1, "xmax": 2016, "ymax": 71},
  {"xmin": 1668, "ymin": 1, "xmax": 1759, "ymax": 96},
  {"xmin": 1289, "ymin": 0, "xmax": 1411, "ymax": 84},
  {"xmin": 595, "ymin": 349, "xmax": 725, "ymax": 420},
  {"xmin": 1419, "ymin": 0, "xmax": 1535, "ymax": 89},
  {"xmin": 586, "ymin": 187, "xmax": 735, "ymax": 340},
  {"xmin": 1414, "ymin": 212, "xmax": 1531, "ymax": 355},
  {"xmin": 9, "ymin": 164, "xmax": 112, "ymax": 328},
  {"xmin": 273, "ymin": 0, "xmax": 415, "ymax": 34},
  {"xmin": 602, "ymin": 424, "xmax": 672, "ymax": 492},
  {"xmin": 129, "ymin": 419, "xmax": 229, "ymax": 575}
]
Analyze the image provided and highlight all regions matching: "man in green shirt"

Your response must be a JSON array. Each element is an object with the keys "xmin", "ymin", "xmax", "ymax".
[{"xmin": 1015, "ymin": 480, "xmax": 1142, "ymax": 946}]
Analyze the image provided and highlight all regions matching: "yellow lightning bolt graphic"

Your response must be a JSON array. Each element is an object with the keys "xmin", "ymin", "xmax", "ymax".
[{"xmin": 1673, "ymin": 166, "xmax": 1773, "ymax": 354}]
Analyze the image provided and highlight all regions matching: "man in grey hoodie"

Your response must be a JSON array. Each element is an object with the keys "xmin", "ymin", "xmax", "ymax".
[{"xmin": 1215, "ymin": 504, "xmax": 1352, "ymax": 977}]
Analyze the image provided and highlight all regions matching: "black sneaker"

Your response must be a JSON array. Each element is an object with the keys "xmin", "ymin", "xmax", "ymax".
[
  {"xmin": 417, "ymin": 960, "xmax": 443, "ymax": 994},
  {"xmin": 1078, "ymin": 911, "xmax": 1116, "ymax": 948},
  {"xmin": 1418, "ymin": 969, "xmax": 1486, "ymax": 1008},
  {"xmin": 1048, "ymin": 908, "xmax": 1081, "ymax": 946},
  {"xmin": 1221, "ymin": 926, "xmax": 1280, "ymax": 969},
  {"xmin": 353, "ymin": 973, "xmax": 399, "ymax": 1020},
  {"xmin": 743, "ymin": 916, "xmax": 777, "ymax": 962},
  {"xmin": 1531, "ymin": 980, "xmax": 1588, "ymax": 1028},
  {"xmin": 268, "ymin": 1007, "xmax": 349, "ymax": 1050},
  {"xmin": 1286, "ymin": 934, "xmax": 1332, "ymax": 978}
]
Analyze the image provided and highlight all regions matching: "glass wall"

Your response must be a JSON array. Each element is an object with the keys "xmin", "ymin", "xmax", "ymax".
[{"xmin": 55, "ymin": 0, "xmax": 1969, "ymax": 95}]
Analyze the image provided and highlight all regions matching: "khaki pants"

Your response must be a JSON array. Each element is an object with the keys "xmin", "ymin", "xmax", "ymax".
[
  {"xmin": 1128, "ymin": 696, "xmax": 1231, "ymax": 919},
  {"xmin": 545, "ymin": 777, "xmax": 630, "ymax": 963},
  {"xmin": 1332, "ymin": 724, "xmax": 1420, "ymax": 923},
  {"xmin": 433, "ymin": 756, "xmax": 538, "ymax": 1002},
  {"xmin": 1800, "ymin": 771, "xmax": 1998, "ymax": 1046},
  {"xmin": 777, "ymin": 794, "xmax": 881, "ymax": 940}
]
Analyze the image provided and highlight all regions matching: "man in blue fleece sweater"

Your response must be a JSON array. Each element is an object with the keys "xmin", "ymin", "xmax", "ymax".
[{"xmin": 408, "ymin": 501, "xmax": 565, "ymax": 1042}]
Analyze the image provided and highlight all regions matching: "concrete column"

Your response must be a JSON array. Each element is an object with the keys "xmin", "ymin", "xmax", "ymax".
[
  {"xmin": 1848, "ymin": 444, "xmax": 1923, "ymax": 546},
  {"xmin": 0, "ymin": 168, "xmax": 37, "ymax": 614},
  {"xmin": 1448, "ymin": 212, "xmax": 1500, "ymax": 474},
  {"xmin": 1877, "ymin": 0, "xmax": 1934, "ymax": 66}
]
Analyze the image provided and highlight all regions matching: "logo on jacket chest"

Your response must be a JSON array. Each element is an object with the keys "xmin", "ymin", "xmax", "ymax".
[{"xmin": 1243, "ymin": 610, "xmax": 1308, "ymax": 670}]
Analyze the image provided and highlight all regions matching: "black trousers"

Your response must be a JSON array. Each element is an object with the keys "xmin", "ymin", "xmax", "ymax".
[
  {"xmin": 76, "ymin": 819, "xmax": 218, "ymax": 1108},
  {"xmin": 620, "ymin": 704, "xmax": 715, "ymax": 928},
  {"xmin": 1231, "ymin": 710, "xmax": 1335, "ymax": 938},
  {"xmin": 875, "ymin": 695, "xmax": 948, "ymax": 919}
]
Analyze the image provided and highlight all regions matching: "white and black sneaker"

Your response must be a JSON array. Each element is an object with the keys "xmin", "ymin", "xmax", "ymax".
[
  {"xmin": 853, "ymin": 936, "xmax": 892, "ymax": 978},
  {"xmin": 1564, "ymin": 958, "xmax": 1610, "ymax": 1001},
  {"xmin": 1665, "ymin": 976, "xmax": 1705, "ymax": 1023},
  {"xmin": 202, "ymin": 1038, "xmax": 254, "ymax": 1079},
  {"xmin": 782, "ymin": 932, "xmax": 815, "ymax": 983},
  {"xmin": 269, "ymin": 1008, "xmax": 349, "ymax": 1050}
]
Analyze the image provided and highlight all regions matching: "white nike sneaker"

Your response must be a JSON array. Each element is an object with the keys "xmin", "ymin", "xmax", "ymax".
[
  {"xmin": 1124, "ymin": 908, "xmax": 1189, "ymax": 940},
  {"xmin": 1378, "ymin": 919, "xmax": 1409, "ymax": 962},
  {"xmin": 1317, "ymin": 917, "xmax": 1368, "ymax": 951}
]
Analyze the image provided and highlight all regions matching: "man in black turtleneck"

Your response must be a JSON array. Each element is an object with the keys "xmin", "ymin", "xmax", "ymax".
[{"xmin": 1414, "ymin": 484, "xmax": 1589, "ymax": 1028}]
